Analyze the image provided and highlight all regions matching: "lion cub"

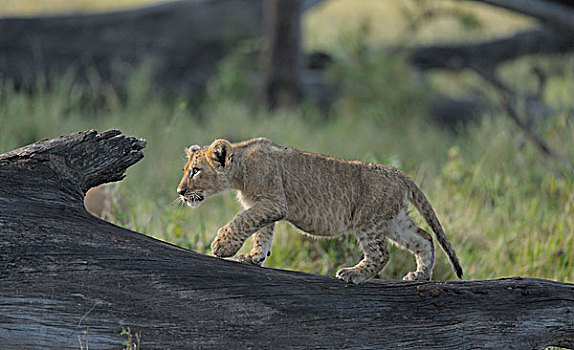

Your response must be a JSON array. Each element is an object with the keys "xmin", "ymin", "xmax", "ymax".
[{"xmin": 177, "ymin": 138, "xmax": 463, "ymax": 283}]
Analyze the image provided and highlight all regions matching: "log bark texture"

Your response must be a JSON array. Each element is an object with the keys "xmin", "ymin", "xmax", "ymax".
[{"xmin": 1, "ymin": 131, "xmax": 574, "ymax": 349}]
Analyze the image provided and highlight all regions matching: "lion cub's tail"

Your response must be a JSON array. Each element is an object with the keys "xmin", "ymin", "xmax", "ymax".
[{"xmin": 403, "ymin": 175, "xmax": 463, "ymax": 279}]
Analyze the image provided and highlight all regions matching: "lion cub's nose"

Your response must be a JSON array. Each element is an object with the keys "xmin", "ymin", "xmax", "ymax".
[{"xmin": 177, "ymin": 187, "xmax": 186, "ymax": 196}]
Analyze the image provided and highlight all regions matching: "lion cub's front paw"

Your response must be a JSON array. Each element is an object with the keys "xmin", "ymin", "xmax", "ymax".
[
  {"xmin": 336, "ymin": 267, "xmax": 370, "ymax": 284},
  {"xmin": 234, "ymin": 253, "xmax": 265, "ymax": 267},
  {"xmin": 211, "ymin": 225, "xmax": 243, "ymax": 258}
]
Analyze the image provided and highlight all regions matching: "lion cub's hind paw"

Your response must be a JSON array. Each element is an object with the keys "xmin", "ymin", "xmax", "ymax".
[
  {"xmin": 336, "ymin": 267, "xmax": 371, "ymax": 284},
  {"xmin": 402, "ymin": 271, "xmax": 431, "ymax": 281}
]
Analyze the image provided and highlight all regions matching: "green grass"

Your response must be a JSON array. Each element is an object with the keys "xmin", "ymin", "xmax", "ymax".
[
  {"xmin": 1, "ymin": 47, "xmax": 572, "ymax": 283},
  {"xmin": 1, "ymin": 0, "xmax": 572, "ymax": 283}
]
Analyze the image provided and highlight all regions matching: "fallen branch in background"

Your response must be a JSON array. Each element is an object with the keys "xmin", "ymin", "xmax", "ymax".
[
  {"xmin": 0, "ymin": 0, "xmax": 325, "ymax": 97},
  {"xmin": 408, "ymin": 28, "xmax": 574, "ymax": 72},
  {"xmin": 471, "ymin": 66, "xmax": 574, "ymax": 175},
  {"xmin": 467, "ymin": 0, "xmax": 574, "ymax": 32}
]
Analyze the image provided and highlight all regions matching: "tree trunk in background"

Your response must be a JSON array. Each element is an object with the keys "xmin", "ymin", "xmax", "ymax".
[
  {"xmin": 1, "ymin": 130, "xmax": 574, "ymax": 349},
  {"xmin": 263, "ymin": 0, "xmax": 303, "ymax": 110}
]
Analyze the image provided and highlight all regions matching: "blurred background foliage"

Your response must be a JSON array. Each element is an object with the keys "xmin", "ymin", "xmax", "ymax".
[{"xmin": 0, "ymin": 0, "xmax": 572, "ymax": 282}]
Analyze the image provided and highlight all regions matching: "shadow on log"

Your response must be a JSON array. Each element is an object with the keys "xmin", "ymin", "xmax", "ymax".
[{"xmin": 1, "ymin": 131, "xmax": 574, "ymax": 349}]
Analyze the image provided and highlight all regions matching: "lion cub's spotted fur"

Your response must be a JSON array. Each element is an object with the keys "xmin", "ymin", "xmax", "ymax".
[{"xmin": 177, "ymin": 138, "xmax": 463, "ymax": 283}]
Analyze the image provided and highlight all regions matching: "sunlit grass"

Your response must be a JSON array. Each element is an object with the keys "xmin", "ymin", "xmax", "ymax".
[
  {"xmin": 1, "ymin": 53, "xmax": 572, "ymax": 282},
  {"xmin": 0, "ymin": 0, "xmax": 571, "ymax": 283}
]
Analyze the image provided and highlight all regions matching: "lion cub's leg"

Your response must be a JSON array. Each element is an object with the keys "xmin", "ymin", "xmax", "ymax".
[
  {"xmin": 336, "ymin": 227, "xmax": 390, "ymax": 284},
  {"xmin": 211, "ymin": 202, "xmax": 285, "ymax": 258},
  {"xmin": 388, "ymin": 210, "xmax": 435, "ymax": 281},
  {"xmin": 234, "ymin": 223, "xmax": 274, "ymax": 267}
]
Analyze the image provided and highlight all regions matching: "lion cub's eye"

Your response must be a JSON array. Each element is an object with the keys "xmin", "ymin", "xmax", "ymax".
[{"xmin": 191, "ymin": 167, "xmax": 201, "ymax": 177}]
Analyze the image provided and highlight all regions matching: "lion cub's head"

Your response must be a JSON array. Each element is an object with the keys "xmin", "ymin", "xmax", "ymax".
[{"xmin": 177, "ymin": 139, "xmax": 233, "ymax": 208}]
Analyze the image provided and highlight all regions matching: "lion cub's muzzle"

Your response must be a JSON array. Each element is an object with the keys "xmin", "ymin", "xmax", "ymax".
[{"xmin": 178, "ymin": 189, "xmax": 205, "ymax": 208}]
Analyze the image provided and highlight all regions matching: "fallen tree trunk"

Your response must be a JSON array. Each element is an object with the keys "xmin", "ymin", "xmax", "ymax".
[{"xmin": 1, "ymin": 131, "xmax": 573, "ymax": 349}]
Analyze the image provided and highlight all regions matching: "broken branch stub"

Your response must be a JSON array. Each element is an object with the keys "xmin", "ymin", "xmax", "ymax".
[{"xmin": 0, "ymin": 130, "xmax": 146, "ymax": 205}]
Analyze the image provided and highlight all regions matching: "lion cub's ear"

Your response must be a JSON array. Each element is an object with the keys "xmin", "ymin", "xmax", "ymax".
[
  {"xmin": 185, "ymin": 145, "xmax": 201, "ymax": 158},
  {"xmin": 207, "ymin": 139, "xmax": 233, "ymax": 171}
]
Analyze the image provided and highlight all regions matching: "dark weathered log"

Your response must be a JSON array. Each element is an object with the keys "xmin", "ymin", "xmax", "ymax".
[
  {"xmin": 1, "ymin": 131, "xmax": 574, "ymax": 349},
  {"xmin": 408, "ymin": 28, "xmax": 574, "ymax": 71}
]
